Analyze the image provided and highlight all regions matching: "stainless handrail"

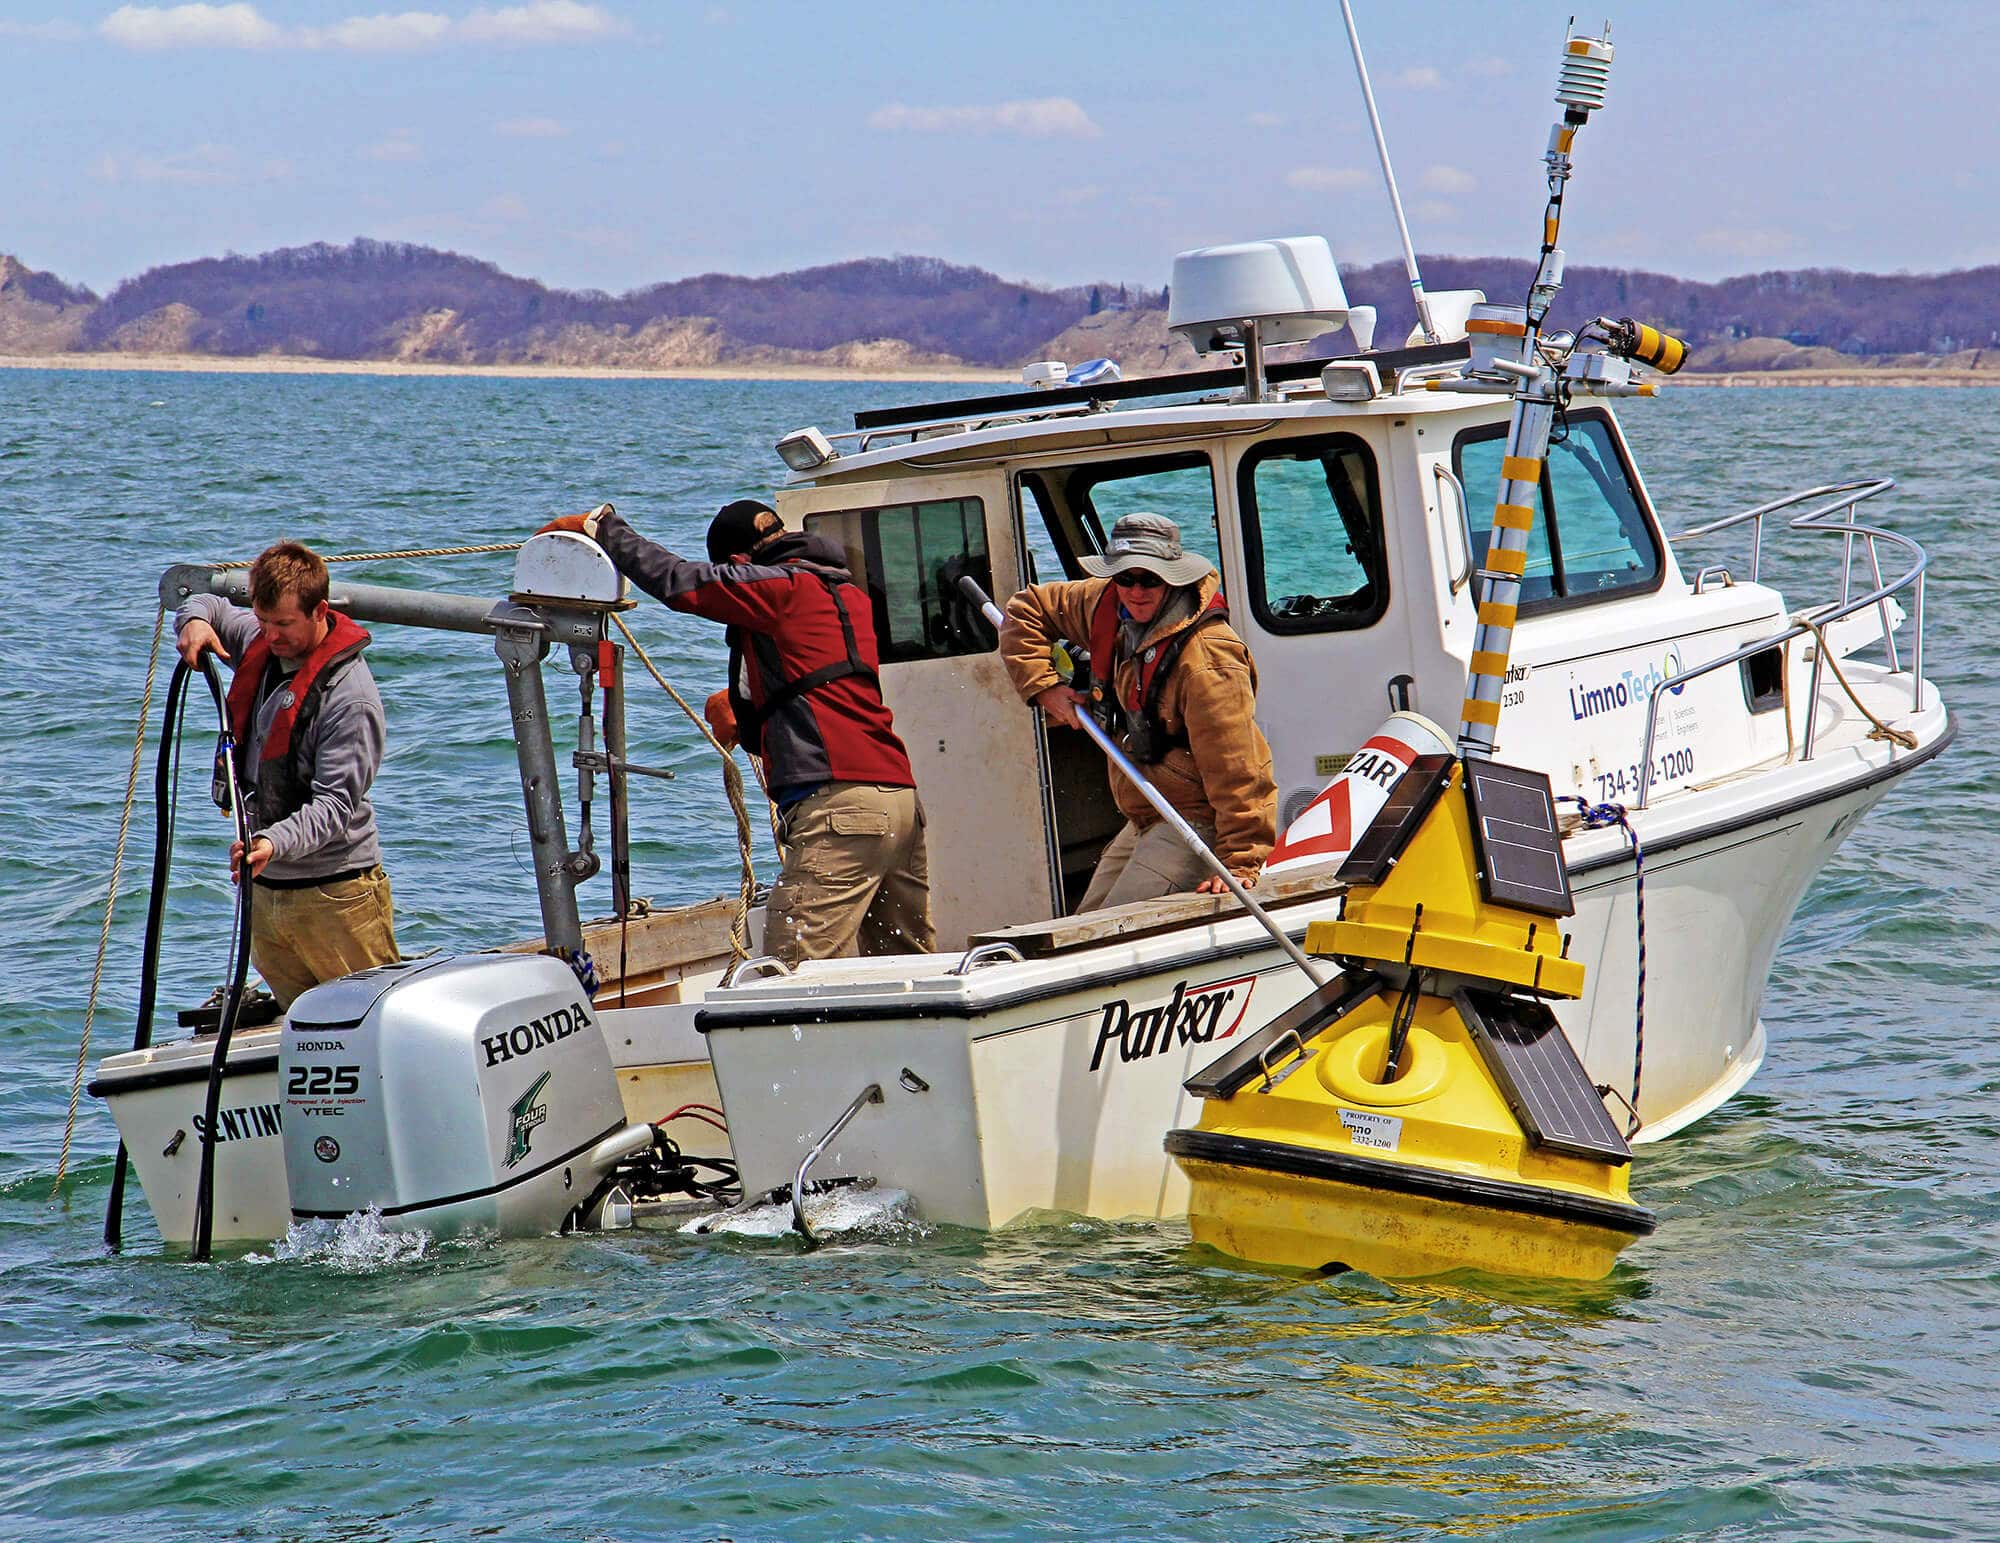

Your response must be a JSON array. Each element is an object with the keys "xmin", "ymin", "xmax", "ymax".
[
  {"xmin": 950, "ymin": 942, "xmax": 1024, "ymax": 976},
  {"xmin": 791, "ymin": 1083, "xmax": 884, "ymax": 1242},
  {"xmin": 1638, "ymin": 478, "xmax": 1929, "ymax": 808},
  {"xmin": 718, "ymin": 954, "xmax": 792, "ymax": 989},
  {"xmin": 1671, "ymin": 478, "xmax": 1895, "ymax": 584},
  {"xmin": 1431, "ymin": 462, "xmax": 1474, "ymax": 593}
]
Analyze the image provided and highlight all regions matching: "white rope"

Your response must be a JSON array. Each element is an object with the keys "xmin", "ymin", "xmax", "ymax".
[
  {"xmin": 53, "ymin": 607, "xmax": 166, "ymax": 1197},
  {"xmin": 611, "ymin": 615, "xmax": 774, "ymax": 960}
]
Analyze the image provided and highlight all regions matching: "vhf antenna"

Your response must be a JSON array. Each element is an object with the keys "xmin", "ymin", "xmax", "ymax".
[{"xmin": 1338, "ymin": 0, "xmax": 1440, "ymax": 346}]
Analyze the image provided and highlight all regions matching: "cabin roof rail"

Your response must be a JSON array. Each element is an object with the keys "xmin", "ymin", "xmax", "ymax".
[{"xmin": 847, "ymin": 340, "xmax": 1471, "ymax": 435}]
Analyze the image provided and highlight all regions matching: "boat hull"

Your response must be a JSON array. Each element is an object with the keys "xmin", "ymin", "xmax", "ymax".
[
  {"xmin": 86, "ymin": 1030, "xmax": 287, "ymax": 1245},
  {"xmin": 704, "ymin": 764, "xmax": 1905, "ymax": 1229}
]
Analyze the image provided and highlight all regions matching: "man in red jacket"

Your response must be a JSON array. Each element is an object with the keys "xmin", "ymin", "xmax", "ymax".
[{"xmin": 542, "ymin": 500, "xmax": 933, "ymax": 964}]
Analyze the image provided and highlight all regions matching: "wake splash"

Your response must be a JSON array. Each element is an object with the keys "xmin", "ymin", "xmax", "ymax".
[
  {"xmin": 684, "ymin": 1185, "xmax": 927, "ymax": 1240},
  {"xmin": 244, "ymin": 1206, "xmax": 467, "ymax": 1271}
]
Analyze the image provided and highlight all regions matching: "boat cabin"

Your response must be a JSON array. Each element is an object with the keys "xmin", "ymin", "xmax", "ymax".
[{"xmin": 767, "ymin": 345, "xmax": 1802, "ymax": 950}]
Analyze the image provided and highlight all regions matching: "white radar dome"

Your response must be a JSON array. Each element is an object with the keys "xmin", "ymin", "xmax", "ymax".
[{"xmin": 1168, "ymin": 236, "xmax": 1349, "ymax": 354}]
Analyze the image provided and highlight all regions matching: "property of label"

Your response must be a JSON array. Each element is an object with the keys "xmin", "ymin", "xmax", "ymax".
[
  {"xmin": 1314, "ymin": 753, "xmax": 1350, "ymax": 778},
  {"xmin": 1338, "ymin": 1107, "xmax": 1403, "ymax": 1152}
]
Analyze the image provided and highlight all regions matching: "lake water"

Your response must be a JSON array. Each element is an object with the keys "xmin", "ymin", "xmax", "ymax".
[{"xmin": 2, "ymin": 370, "xmax": 1994, "ymax": 1541}]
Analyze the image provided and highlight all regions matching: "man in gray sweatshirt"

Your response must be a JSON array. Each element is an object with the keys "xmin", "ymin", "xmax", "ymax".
[{"xmin": 175, "ymin": 541, "xmax": 398, "ymax": 1008}]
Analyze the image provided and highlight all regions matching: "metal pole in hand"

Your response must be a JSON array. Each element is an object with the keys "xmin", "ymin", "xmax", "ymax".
[{"xmin": 961, "ymin": 576, "xmax": 1329, "ymax": 988}]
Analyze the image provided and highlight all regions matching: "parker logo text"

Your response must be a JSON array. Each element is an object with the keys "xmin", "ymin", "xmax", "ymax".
[
  {"xmin": 481, "ymin": 1001, "xmax": 594, "ymax": 1067},
  {"xmin": 1090, "ymin": 975, "xmax": 1257, "ymax": 1071}
]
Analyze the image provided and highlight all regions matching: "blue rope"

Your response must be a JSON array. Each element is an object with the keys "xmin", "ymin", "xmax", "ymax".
[
  {"xmin": 1560, "ymin": 796, "xmax": 1644, "ymax": 1137},
  {"xmin": 550, "ymin": 945, "xmax": 601, "ymax": 995}
]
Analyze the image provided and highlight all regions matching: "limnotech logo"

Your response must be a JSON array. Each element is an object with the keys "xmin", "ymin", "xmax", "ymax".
[{"xmin": 504, "ymin": 1071, "xmax": 552, "ymax": 1169}]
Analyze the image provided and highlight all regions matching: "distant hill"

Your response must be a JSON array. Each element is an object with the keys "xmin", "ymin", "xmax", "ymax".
[
  {"xmin": 63, "ymin": 239, "xmax": 1149, "ymax": 370},
  {"xmin": 4, "ymin": 238, "xmax": 1999, "ymax": 375},
  {"xmin": 1334, "ymin": 257, "xmax": 2000, "ymax": 368},
  {"xmin": 0, "ymin": 255, "xmax": 97, "ymax": 352}
]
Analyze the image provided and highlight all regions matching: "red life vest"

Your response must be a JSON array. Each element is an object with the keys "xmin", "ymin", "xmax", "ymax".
[
  {"xmin": 1083, "ymin": 585, "xmax": 1229, "ymax": 763},
  {"xmin": 226, "ymin": 608, "xmax": 371, "ymax": 821}
]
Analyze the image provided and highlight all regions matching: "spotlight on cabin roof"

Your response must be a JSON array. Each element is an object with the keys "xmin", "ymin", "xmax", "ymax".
[
  {"xmin": 775, "ymin": 425, "xmax": 837, "ymax": 472},
  {"xmin": 1167, "ymin": 236, "xmax": 1349, "ymax": 356}
]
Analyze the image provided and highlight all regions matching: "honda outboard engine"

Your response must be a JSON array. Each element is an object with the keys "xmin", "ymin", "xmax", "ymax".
[{"xmin": 281, "ymin": 953, "xmax": 651, "ymax": 1237}]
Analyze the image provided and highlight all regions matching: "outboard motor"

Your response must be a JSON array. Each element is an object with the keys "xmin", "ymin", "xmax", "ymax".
[{"xmin": 281, "ymin": 953, "xmax": 651, "ymax": 1237}]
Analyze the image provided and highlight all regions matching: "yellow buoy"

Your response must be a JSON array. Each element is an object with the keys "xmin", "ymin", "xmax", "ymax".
[{"xmin": 1167, "ymin": 755, "xmax": 1654, "ymax": 1281}]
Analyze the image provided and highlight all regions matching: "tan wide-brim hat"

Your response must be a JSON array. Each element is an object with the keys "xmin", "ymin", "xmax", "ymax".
[{"xmin": 1078, "ymin": 510, "xmax": 1214, "ymax": 587}]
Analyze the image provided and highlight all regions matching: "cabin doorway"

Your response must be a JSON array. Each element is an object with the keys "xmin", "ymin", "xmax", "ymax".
[
  {"xmin": 776, "ymin": 471, "xmax": 1059, "ymax": 947},
  {"xmin": 1013, "ymin": 450, "xmax": 1225, "ymax": 910}
]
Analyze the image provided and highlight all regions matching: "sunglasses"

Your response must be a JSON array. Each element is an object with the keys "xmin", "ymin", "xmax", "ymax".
[{"xmin": 1111, "ymin": 571, "xmax": 1166, "ymax": 591}]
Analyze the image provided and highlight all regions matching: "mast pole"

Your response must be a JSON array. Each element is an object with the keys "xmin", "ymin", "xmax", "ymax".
[
  {"xmin": 1338, "ymin": 0, "xmax": 1439, "ymax": 345},
  {"xmin": 1456, "ymin": 27, "xmax": 1614, "ymax": 761}
]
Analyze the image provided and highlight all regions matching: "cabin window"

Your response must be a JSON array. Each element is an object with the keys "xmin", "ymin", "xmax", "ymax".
[
  {"xmin": 1017, "ymin": 451, "xmax": 1223, "ymax": 581},
  {"xmin": 803, "ymin": 497, "xmax": 997, "ymax": 664},
  {"xmin": 1452, "ymin": 410, "xmax": 1661, "ymax": 614},
  {"xmin": 1237, "ymin": 433, "xmax": 1390, "ymax": 633}
]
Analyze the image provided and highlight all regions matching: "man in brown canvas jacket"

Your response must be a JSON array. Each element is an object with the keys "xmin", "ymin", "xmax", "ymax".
[{"xmin": 1000, "ymin": 512, "xmax": 1278, "ymax": 910}]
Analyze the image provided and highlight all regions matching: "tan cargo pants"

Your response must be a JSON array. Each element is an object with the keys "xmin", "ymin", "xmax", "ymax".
[
  {"xmin": 251, "ymin": 865, "xmax": 400, "ymax": 1009},
  {"xmin": 1077, "ymin": 817, "xmax": 1217, "ymax": 913},
  {"xmin": 763, "ymin": 783, "xmax": 935, "ymax": 964}
]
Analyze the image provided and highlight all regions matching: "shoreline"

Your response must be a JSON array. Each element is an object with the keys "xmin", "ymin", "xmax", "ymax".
[
  {"xmin": 1671, "ymin": 369, "xmax": 2000, "ymax": 388},
  {"xmin": 4, "ymin": 350, "xmax": 1997, "ymax": 389},
  {"xmin": 0, "ymin": 351, "xmax": 1015, "ymax": 383}
]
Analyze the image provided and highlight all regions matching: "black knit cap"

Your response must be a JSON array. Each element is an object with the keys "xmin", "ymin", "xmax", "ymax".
[{"xmin": 706, "ymin": 499, "xmax": 780, "ymax": 563}]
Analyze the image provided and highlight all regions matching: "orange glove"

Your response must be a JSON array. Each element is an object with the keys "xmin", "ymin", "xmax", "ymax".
[
  {"xmin": 537, "ymin": 503, "xmax": 612, "ymax": 539},
  {"xmin": 704, "ymin": 689, "xmax": 738, "ymax": 749}
]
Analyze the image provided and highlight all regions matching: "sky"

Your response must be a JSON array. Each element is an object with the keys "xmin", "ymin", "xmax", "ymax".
[{"xmin": 3, "ymin": 0, "xmax": 1997, "ymax": 298}]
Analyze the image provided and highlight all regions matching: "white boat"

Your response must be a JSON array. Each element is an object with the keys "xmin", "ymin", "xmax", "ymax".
[{"xmin": 89, "ymin": 25, "xmax": 1953, "ymax": 1248}]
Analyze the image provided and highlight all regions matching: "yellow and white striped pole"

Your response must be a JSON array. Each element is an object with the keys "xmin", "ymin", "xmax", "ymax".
[
  {"xmin": 1456, "ymin": 29, "xmax": 1612, "ymax": 761},
  {"xmin": 1458, "ymin": 400, "xmax": 1554, "ymax": 758}
]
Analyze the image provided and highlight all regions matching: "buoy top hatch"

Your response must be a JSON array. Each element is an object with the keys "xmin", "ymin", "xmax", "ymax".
[{"xmin": 1311, "ymin": 755, "xmax": 1583, "ymax": 998}]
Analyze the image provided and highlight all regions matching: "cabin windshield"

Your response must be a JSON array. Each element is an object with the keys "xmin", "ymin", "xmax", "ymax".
[
  {"xmin": 804, "ymin": 497, "xmax": 997, "ymax": 662},
  {"xmin": 1016, "ymin": 451, "xmax": 1222, "ymax": 584},
  {"xmin": 1453, "ymin": 409, "xmax": 1661, "ymax": 611}
]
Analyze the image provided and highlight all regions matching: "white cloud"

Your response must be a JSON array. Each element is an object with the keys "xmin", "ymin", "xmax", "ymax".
[
  {"xmin": 101, "ymin": 4, "xmax": 282, "ymax": 49},
  {"xmin": 303, "ymin": 13, "xmax": 453, "ymax": 50},
  {"xmin": 97, "ymin": 2, "xmax": 623, "ymax": 51},
  {"xmin": 1285, "ymin": 166, "xmax": 1371, "ymax": 193},
  {"xmin": 1421, "ymin": 165, "xmax": 1476, "ymax": 194},
  {"xmin": 868, "ymin": 97, "xmax": 1101, "ymax": 139},
  {"xmin": 1389, "ymin": 65, "xmax": 1445, "ymax": 89},
  {"xmin": 495, "ymin": 116, "xmax": 570, "ymax": 138},
  {"xmin": 483, "ymin": 192, "xmax": 531, "ymax": 220},
  {"xmin": 1412, "ymin": 199, "xmax": 1455, "ymax": 223},
  {"xmin": 1247, "ymin": 111, "xmax": 1283, "ymax": 129},
  {"xmin": 1697, "ymin": 226, "xmax": 1800, "ymax": 261},
  {"xmin": 366, "ymin": 133, "xmax": 422, "ymax": 161},
  {"xmin": 460, "ymin": 1, "xmax": 623, "ymax": 43}
]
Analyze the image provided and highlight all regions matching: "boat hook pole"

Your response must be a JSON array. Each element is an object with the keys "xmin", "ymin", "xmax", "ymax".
[{"xmin": 959, "ymin": 577, "xmax": 1329, "ymax": 988}]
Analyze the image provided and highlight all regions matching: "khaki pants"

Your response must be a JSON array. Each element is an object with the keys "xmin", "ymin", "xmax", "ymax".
[
  {"xmin": 1077, "ymin": 818, "xmax": 1216, "ymax": 913},
  {"xmin": 251, "ymin": 865, "xmax": 400, "ymax": 1010},
  {"xmin": 763, "ymin": 783, "xmax": 934, "ymax": 965}
]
